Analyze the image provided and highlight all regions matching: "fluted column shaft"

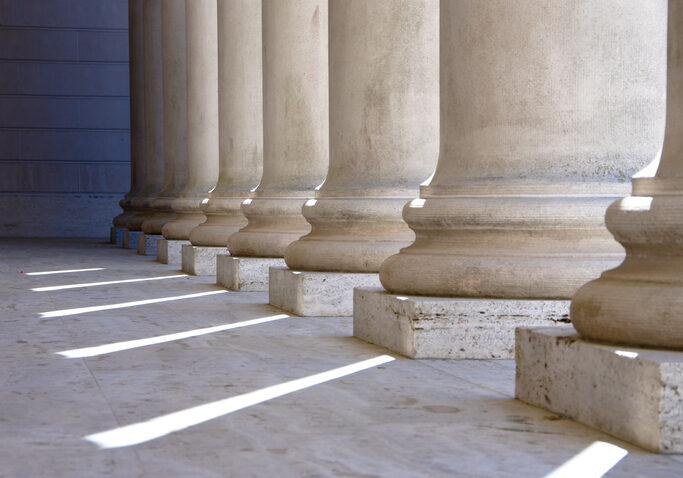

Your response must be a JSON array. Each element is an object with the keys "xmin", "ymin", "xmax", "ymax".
[
  {"xmin": 283, "ymin": 0, "xmax": 439, "ymax": 272},
  {"xmin": 227, "ymin": 0, "xmax": 328, "ymax": 257},
  {"xmin": 572, "ymin": 1, "xmax": 683, "ymax": 348},
  {"xmin": 162, "ymin": 0, "xmax": 219, "ymax": 240},
  {"xmin": 113, "ymin": 0, "xmax": 145, "ymax": 228},
  {"xmin": 188, "ymin": 0, "xmax": 263, "ymax": 246},
  {"xmin": 141, "ymin": 0, "xmax": 188, "ymax": 234},
  {"xmin": 126, "ymin": 0, "xmax": 164, "ymax": 231},
  {"xmin": 379, "ymin": 0, "xmax": 666, "ymax": 299}
]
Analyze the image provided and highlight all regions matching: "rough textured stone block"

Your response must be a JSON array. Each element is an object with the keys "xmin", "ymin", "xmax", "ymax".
[
  {"xmin": 353, "ymin": 288, "xmax": 570, "ymax": 359},
  {"xmin": 137, "ymin": 234, "xmax": 162, "ymax": 256},
  {"xmin": 269, "ymin": 267, "xmax": 382, "ymax": 317},
  {"xmin": 122, "ymin": 230, "xmax": 142, "ymax": 250},
  {"xmin": 216, "ymin": 256, "xmax": 285, "ymax": 291},
  {"xmin": 516, "ymin": 327, "xmax": 683, "ymax": 453},
  {"xmin": 156, "ymin": 239, "xmax": 190, "ymax": 265},
  {"xmin": 181, "ymin": 245, "xmax": 228, "ymax": 276},
  {"xmin": 110, "ymin": 226, "xmax": 124, "ymax": 245}
]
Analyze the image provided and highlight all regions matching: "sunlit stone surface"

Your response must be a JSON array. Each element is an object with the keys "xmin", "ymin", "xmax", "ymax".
[{"xmin": 0, "ymin": 238, "xmax": 680, "ymax": 475}]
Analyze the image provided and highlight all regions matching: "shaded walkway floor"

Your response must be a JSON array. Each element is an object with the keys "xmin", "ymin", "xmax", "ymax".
[{"xmin": 0, "ymin": 238, "xmax": 681, "ymax": 477}]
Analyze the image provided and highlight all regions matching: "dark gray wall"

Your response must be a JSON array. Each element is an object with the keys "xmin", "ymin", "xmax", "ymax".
[{"xmin": 0, "ymin": 0, "xmax": 130, "ymax": 237}]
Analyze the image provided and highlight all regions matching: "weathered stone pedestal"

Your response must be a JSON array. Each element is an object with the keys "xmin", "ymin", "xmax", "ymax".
[
  {"xmin": 269, "ymin": 267, "xmax": 381, "ymax": 316},
  {"xmin": 110, "ymin": 227, "xmax": 125, "ymax": 246},
  {"xmin": 181, "ymin": 245, "xmax": 227, "ymax": 276},
  {"xmin": 137, "ymin": 234, "xmax": 162, "ymax": 256},
  {"xmin": 216, "ymin": 256, "xmax": 284, "ymax": 291},
  {"xmin": 122, "ymin": 230, "xmax": 143, "ymax": 250},
  {"xmin": 156, "ymin": 238, "xmax": 190, "ymax": 265},
  {"xmin": 516, "ymin": 327, "xmax": 683, "ymax": 453},
  {"xmin": 353, "ymin": 288, "xmax": 570, "ymax": 359}
]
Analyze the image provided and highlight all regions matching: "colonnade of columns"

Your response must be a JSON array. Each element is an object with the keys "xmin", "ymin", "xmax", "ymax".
[{"xmin": 111, "ymin": 0, "xmax": 683, "ymax": 453}]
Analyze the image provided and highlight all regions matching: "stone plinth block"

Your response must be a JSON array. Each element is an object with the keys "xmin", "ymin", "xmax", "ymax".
[
  {"xmin": 516, "ymin": 327, "xmax": 683, "ymax": 453},
  {"xmin": 182, "ymin": 245, "xmax": 228, "ymax": 276},
  {"xmin": 137, "ymin": 234, "xmax": 162, "ymax": 256},
  {"xmin": 216, "ymin": 256, "xmax": 285, "ymax": 291},
  {"xmin": 269, "ymin": 267, "xmax": 382, "ymax": 317},
  {"xmin": 122, "ymin": 230, "xmax": 143, "ymax": 250},
  {"xmin": 110, "ymin": 226, "xmax": 125, "ymax": 245},
  {"xmin": 353, "ymin": 288, "xmax": 570, "ymax": 359},
  {"xmin": 157, "ymin": 239, "xmax": 191, "ymax": 265}
]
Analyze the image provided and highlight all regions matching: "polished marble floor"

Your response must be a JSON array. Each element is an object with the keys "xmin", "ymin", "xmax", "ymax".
[{"xmin": 0, "ymin": 238, "xmax": 681, "ymax": 477}]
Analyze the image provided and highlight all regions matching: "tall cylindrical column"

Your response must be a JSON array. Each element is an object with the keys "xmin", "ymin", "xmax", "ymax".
[
  {"xmin": 227, "ymin": 0, "xmax": 329, "ymax": 257},
  {"xmin": 141, "ymin": 0, "xmax": 188, "ymax": 234},
  {"xmin": 572, "ymin": 1, "xmax": 683, "ymax": 348},
  {"xmin": 126, "ymin": 0, "xmax": 164, "ymax": 231},
  {"xmin": 161, "ymin": 0, "xmax": 219, "ymax": 240},
  {"xmin": 187, "ymin": 0, "xmax": 263, "ymax": 246},
  {"xmin": 113, "ymin": 0, "xmax": 145, "ymax": 229},
  {"xmin": 284, "ymin": 0, "xmax": 438, "ymax": 272},
  {"xmin": 379, "ymin": 0, "xmax": 666, "ymax": 298}
]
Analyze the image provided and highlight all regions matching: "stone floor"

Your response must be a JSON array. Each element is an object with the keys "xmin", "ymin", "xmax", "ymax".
[{"xmin": 0, "ymin": 238, "xmax": 681, "ymax": 477}]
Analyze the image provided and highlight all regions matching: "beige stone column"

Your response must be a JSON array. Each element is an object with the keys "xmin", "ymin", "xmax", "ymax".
[
  {"xmin": 571, "ymin": 2, "xmax": 682, "ymax": 348},
  {"xmin": 355, "ymin": 0, "xmax": 666, "ymax": 358},
  {"xmin": 161, "ymin": 0, "xmax": 219, "ymax": 242},
  {"xmin": 517, "ymin": 1, "xmax": 683, "ymax": 454},
  {"xmin": 139, "ymin": 0, "xmax": 188, "ymax": 237},
  {"xmin": 111, "ymin": 0, "xmax": 145, "ymax": 244},
  {"xmin": 269, "ymin": 0, "xmax": 439, "ymax": 316},
  {"xmin": 182, "ymin": 0, "xmax": 263, "ymax": 275},
  {"xmin": 125, "ymin": 0, "xmax": 164, "ymax": 233},
  {"xmin": 187, "ymin": 0, "xmax": 262, "ymax": 247},
  {"xmin": 226, "ymin": 0, "xmax": 328, "ymax": 258}
]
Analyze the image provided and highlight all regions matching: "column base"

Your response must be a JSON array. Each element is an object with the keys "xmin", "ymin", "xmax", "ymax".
[
  {"xmin": 515, "ymin": 327, "xmax": 683, "ymax": 453},
  {"xmin": 269, "ymin": 267, "xmax": 382, "ymax": 317},
  {"xmin": 181, "ymin": 245, "xmax": 228, "ymax": 276},
  {"xmin": 110, "ymin": 227, "xmax": 125, "ymax": 246},
  {"xmin": 137, "ymin": 234, "xmax": 162, "ymax": 256},
  {"xmin": 216, "ymin": 256, "xmax": 285, "ymax": 291},
  {"xmin": 122, "ymin": 230, "xmax": 143, "ymax": 250},
  {"xmin": 353, "ymin": 288, "xmax": 570, "ymax": 359},
  {"xmin": 156, "ymin": 239, "xmax": 191, "ymax": 265}
]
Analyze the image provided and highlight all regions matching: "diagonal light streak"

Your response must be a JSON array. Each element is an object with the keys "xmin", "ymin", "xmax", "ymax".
[
  {"xmin": 40, "ymin": 290, "xmax": 228, "ymax": 318},
  {"xmin": 32, "ymin": 274, "xmax": 188, "ymax": 292},
  {"xmin": 25, "ymin": 267, "xmax": 105, "ymax": 276},
  {"xmin": 57, "ymin": 314, "xmax": 291, "ymax": 358},
  {"xmin": 544, "ymin": 441, "xmax": 628, "ymax": 478},
  {"xmin": 85, "ymin": 354, "xmax": 396, "ymax": 449}
]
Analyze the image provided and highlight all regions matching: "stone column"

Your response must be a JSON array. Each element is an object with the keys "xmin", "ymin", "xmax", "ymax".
[
  {"xmin": 158, "ymin": 0, "xmax": 219, "ymax": 265},
  {"xmin": 355, "ymin": 0, "xmax": 666, "ymax": 358},
  {"xmin": 183, "ymin": 0, "xmax": 263, "ymax": 275},
  {"xmin": 111, "ymin": 0, "xmax": 145, "ymax": 245},
  {"xmin": 517, "ymin": 1, "xmax": 683, "ymax": 454},
  {"xmin": 137, "ymin": 0, "xmax": 188, "ymax": 256},
  {"xmin": 269, "ymin": 0, "xmax": 439, "ymax": 316},
  {"xmin": 219, "ymin": 0, "xmax": 328, "ymax": 290},
  {"xmin": 124, "ymin": 0, "xmax": 164, "ymax": 247}
]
